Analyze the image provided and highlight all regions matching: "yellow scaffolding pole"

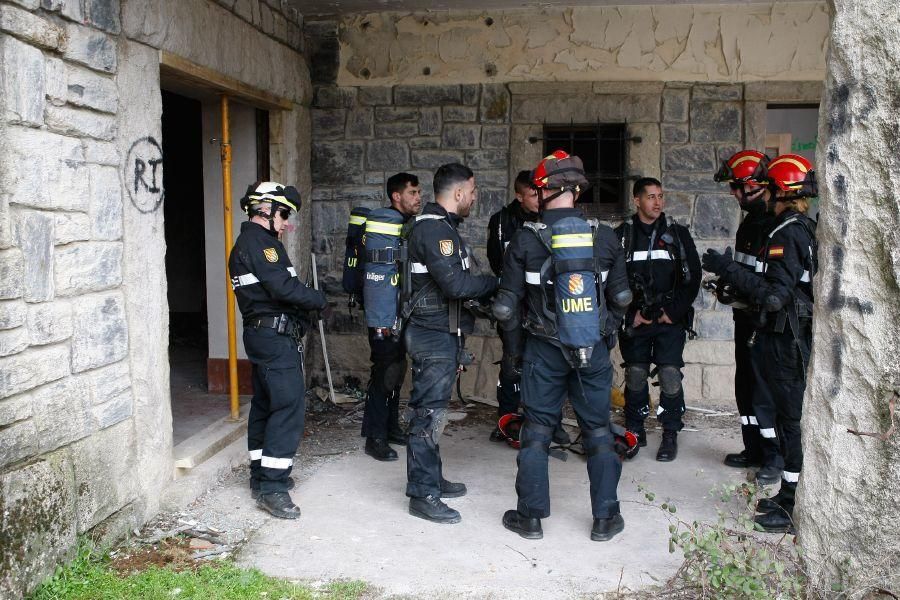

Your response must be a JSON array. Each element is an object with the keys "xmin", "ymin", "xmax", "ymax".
[{"xmin": 220, "ymin": 94, "xmax": 240, "ymax": 421}]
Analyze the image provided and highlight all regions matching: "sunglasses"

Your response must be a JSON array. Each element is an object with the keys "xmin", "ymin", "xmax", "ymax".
[{"xmin": 276, "ymin": 208, "xmax": 292, "ymax": 220}]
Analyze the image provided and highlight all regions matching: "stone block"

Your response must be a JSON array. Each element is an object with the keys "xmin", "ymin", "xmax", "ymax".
[
  {"xmin": 364, "ymin": 172, "xmax": 383, "ymax": 185},
  {"xmin": 0, "ymin": 248, "xmax": 24, "ymax": 300},
  {"xmin": 54, "ymin": 212, "xmax": 91, "ymax": 244},
  {"xmin": 18, "ymin": 211, "xmax": 54, "ymax": 302},
  {"xmin": 663, "ymin": 144, "xmax": 716, "ymax": 172},
  {"xmin": 9, "ymin": 0, "xmax": 39, "ymax": 8},
  {"xmin": 696, "ymin": 310, "xmax": 734, "ymax": 341},
  {"xmin": 744, "ymin": 81, "xmax": 823, "ymax": 103},
  {"xmin": 0, "ymin": 327, "xmax": 29, "ymax": 357},
  {"xmin": 692, "ymin": 84, "xmax": 742, "ymax": 101},
  {"xmin": 409, "ymin": 136, "xmax": 441, "ymax": 149},
  {"xmin": 476, "ymin": 170, "xmax": 508, "ymax": 189},
  {"xmin": 85, "ymin": 0, "xmax": 120, "ymax": 34},
  {"xmin": 663, "ymin": 173, "xmax": 723, "ymax": 194},
  {"xmin": 272, "ymin": 11, "xmax": 287, "ymax": 41},
  {"xmin": 662, "ymin": 88, "xmax": 689, "ymax": 123},
  {"xmin": 0, "ymin": 300, "xmax": 26, "ymax": 330},
  {"xmin": 345, "ymin": 107, "xmax": 373, "ymax": 138},
  {"xmin": 0, "ymin": 453, "xmax": 78, "ymax": 598},
  {"xmin": 411, "ymin": 150, "xmax": 465, "ymax": 170},
  {"xmin": 374, "ymin": 121, "xmax": 418, "ymax": 138},
  {"xmin": 692, "ymin": 194, "xmax": 739, "ymax": 239},
  {"xmin": 703, "ymin": 365, "xmax": 736, "ymax": 400},
  {"xmin": 358, "ymin": 86, "xmax": 392, "ymax": 106},
  {"xmin": 82, "ymin": 359, "xmax": 129, "ymax": 405},
  {"xmin": 27, "ymin": 301, "xmax": 72, "ymax": 346},
  {"xmin": 333, "ymin": 187, "xmax": 384, "ymax": 206},
  {"xmin": 313, "ymin": 86, "xmax": 355, "ymax": 108},
  {"xmin": 0, "ymin": 4, "xmax": 64, "ymax": 49},
  {"xmin": 418, "ymin": 107, "xmax": 441, "ymax": 136},
  {"xmin": 311, "ymin": 141, "xmax": 364, "ymax": 185},
  {"xmin": 63, "ymin": 23, "xmax": 116, "ymax": 73},
  {"xmin": 466, "ymin": 149, "xmax": 508, "ymax": 169},
  {"xmin": 366, "ymin": 140, "xmax": 409, "ymax": 170},
  {"xmin": 512, "ymin": 94, "xmax": 659, "ymax": 124},
  {"xmin": 70, "ymin": 421, "xmax": 137, "ymax": 533},
  {"xmin": 45, "ymin": 56, "xmax": 66, "ymax": 105},
  {"xmin": 88, "ymin": 165, "xmax": 122, "ymax": 240},
  {"xmin": 42, "ymin": 0, "xmax": 84, "ymax": 21},
  {"xmin": 259, "ymin": 1, "xmax": 273, "ymax": 34},
  {"xmin": 593, "ymin": 81, "xmax": 665, "ymax": 95},
  {"xmin": 65, "ymin": 65, "xmax": 117, "ymax": 114},
  {"xmin": 474, "ymin": 188, "xmax": 507, "ymax": 220},
  {"xmin": 0, "ymin": 389, "xmax": 31, "ymax": 426},
  {"xmin": 661, "ymin": 123, "xmax": 689, "ymax": 144},
  {"xmin": 690, "ymin": 102, "xmax": 742, "ymax": 144},
  {"xmin": 92, "ymin": 390, "xmax": 132, "ymax": 429},
  {"xmin": 232, "ymin": 0, "xmax": 251, "ymax": 20},
  {"xmin": 443, "ymin": 105, "xmax": 478, "ymax": 122},
  {"xmin": 664, "ymin": 192, "xmax": 694, "ymax": 224},
  {"xmin": 31, "ymin": 377, "xmax": 93, "ymax": 453},
  {"xmin": 45, "ymin": 105, "xmax": 116, "ymax": 140},
  {"xmin": 442, "ymin": 124, "xmax": 481, "ymax": 149},
  {"xmin": 0, "ymin": 417, "xmax": 37, "ymax": 466},
  {"xmin": 628, "ymin": 123, "xmax": 661, "ymax": 180},
  {"xmin": 461, "ymin": 84, "xmax": 480, "ymax": 106},
  {"xmin": 311, "ymin": 108, "xmax": 346, "ymax": 136},
  {"xmin": 0, "ymin": 343, "xmax": 69, "ymax": 399},
  {"xmin": 480, "ymin": 83, "xmax": 510, "ymax": 123},
  {"xmin": 375, "ymin": 106, "xmax": 417, "ymax": 122},
  {"xmin": 83, "ymin": 140, "xmax": 120, "ymax": 165},
  {"xmin": 683, "ymin": 339, "xmax": 734, "ymax": 365},
  {"xmin": 682, "ymin": 364, "xmax": 703, "ymax": 402},
  {"xmin": 54, "ymin": 242, "xmax": 122, "ymax": 296},
  {"xmin": 311, "ymin": 200, "xmax": 349, "ymax": 236},
  {"xmin": 394, "ymin": 85, "xmax": 461, "ymax": 105},
  {"xmin": 1, "ymin": 128, "xmax": 88, "ymax": 211},
  {"xmin": 481, "ymin": 125, "xmax": 510, "ymax": 149},
  {"xmin": 70, "ymin": 292, "xmax": 128, "ymax": 372},
  {"xmin": 0, "ymin": 36, "xmax": 45, "ymax": 125}
]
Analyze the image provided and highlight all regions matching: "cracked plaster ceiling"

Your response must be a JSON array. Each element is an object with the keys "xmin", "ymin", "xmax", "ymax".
[{"xmin": 291, "ymin": 0, "xmax": 810, "ymax": 17}]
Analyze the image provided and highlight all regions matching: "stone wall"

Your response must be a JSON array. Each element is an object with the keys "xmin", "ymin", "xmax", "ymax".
[
  {"xmin": 333, "ymin": 3, "xmax": 830, "ymax": 86},
  {"xmin": 307, "ymin": 80, "xmax": 822, "ymax": 408},
  {"xmin": 0, "ymin": 0, "xmax": 310, "ymax": 596}
]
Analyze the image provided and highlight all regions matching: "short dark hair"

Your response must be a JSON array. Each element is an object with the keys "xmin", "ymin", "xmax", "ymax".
[
  {"xmin": 433, "ymin": 163, "xmax": 474, "ymax": 197},
  {"xmin": 386, "ymin": 172, "xmax": 419, "ymax": 201},
  {"xmin": 633, "ymin": 177, "xmax": 662, "ymax": 198},
  {"xmin": 514, "ymin": 170, "xmax": 534, "ymax": 194}
]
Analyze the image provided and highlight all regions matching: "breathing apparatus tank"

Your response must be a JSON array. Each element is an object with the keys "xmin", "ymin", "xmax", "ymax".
[
  {"xmin": 551, "ymin": 216, "xmax": 602, "ymax": 368},
  {"xmin": 363, "ymin": 207, "xmax": 404, "ymax": 339},
  {"xmin": 342, "ymin": 206, "xmax": 370, "ymax": 309}
]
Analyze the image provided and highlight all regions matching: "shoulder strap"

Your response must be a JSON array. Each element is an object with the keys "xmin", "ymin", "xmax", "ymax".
[{"xmin": 622, "ymin": 221, "xmax": 633, "ymax": 256}]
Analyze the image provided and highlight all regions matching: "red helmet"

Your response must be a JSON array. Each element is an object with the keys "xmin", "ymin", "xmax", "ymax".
[
  {"xmin": 767, "ymin": 154, "xmax": 817, "ymax": 197},
  {"xmin": 531, "ymin": 149, "xmax": 589, "ymax": 191},
  {"xmin": 497, "ymin": 413, "xmax": 523, "ymax": 449},
  {"xmin": 714, "ymin": 150, "xmax": 769, "ymax": 186}
]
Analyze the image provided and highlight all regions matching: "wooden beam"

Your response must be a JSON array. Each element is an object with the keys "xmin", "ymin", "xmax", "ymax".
[{"xmin": 160, "ymin": 51, "xmax": 294, "ymax": 111}]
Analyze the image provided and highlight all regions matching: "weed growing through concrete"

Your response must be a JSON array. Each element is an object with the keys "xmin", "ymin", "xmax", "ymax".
[{"xmin": 30, "ymin": 541, "xmax": 367, "ymax": 600}]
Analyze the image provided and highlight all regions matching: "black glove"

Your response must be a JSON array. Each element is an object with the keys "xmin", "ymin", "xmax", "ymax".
[
  {"xmin": 702, "ymin": 247, "xmax": 734, "ymax": 276},
  {"xmin": 499, "ymin": 353, "xmax": 522, "ymax": 381}
]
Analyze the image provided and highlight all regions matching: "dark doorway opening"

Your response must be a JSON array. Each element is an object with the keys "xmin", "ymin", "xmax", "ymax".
[{"xmin": 162, "ymin": 89, "xmax": 208, "ymax": 445}]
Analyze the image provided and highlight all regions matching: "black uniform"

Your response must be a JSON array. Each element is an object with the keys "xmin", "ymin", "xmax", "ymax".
[
  {"xmin": 499, "ymin": 207, "xmax": 630, "ymax": 520},
  {"xmin": 361, "ymin": 207, "xmax": 410, "ymax": 442},
  {"xmin": 731, "ymin": 208, "xmax": 775, "ymax": 465},
  {"xmin": 403, "ymin": 202, "xmax": 497, "ymax": 498},
  {"xmin": 716, "ymin": 209, "xmax": 815, "ymax": 512},
  {"xmin": 487, "ymin": 201, "xmax": 535, "ymax": 416},
  {"xmin": 229, "ymin": 221, "xmax": 326, "ymax": 495},
  {"xmin": 615, "ymin": 214, "xmax": 701, "ymax": 434}
]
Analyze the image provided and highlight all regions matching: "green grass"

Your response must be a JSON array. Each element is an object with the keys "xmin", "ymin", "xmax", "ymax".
[{"xmin": 31, "ymin": 544, "xmax": 367, "ymax": 600}]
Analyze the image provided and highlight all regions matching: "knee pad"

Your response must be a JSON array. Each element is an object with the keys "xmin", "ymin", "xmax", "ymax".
[
  {"xmin": 580, "ymin": 426, "xmax": 616, "ymax": 458},
  {"xmin": 625, "ymin": 364, "xmax": 650, "ymax": 390},
  {"xmin": 383, "ymin": 358, "xmax": 408, "ymax": 392},
  {"xmin": 520, "ymin": 421, "xmax": 553, "ymax": 454},
  {"xmin": 658, "ymin": 365, "xmax": 683, "ymax": 396}
]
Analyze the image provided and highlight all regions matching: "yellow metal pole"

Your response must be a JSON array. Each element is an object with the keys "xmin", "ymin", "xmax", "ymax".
[{"xmin": 220, "ymin": 94, "xmax": 240, "ymax": 421}]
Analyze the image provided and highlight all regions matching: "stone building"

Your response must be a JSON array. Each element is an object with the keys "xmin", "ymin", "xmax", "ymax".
[{"xmin": 0, "ymin": 0, "xmax": 897, "ymax": 596}]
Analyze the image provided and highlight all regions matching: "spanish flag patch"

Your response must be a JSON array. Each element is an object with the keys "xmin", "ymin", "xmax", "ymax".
[{"xmin": 768, "ymin": 246, "xmax": 785, "ymax": 259}]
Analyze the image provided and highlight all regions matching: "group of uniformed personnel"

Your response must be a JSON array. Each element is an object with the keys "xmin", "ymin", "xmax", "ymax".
[{"xmin": 228, "ymin": 145, "xmax": 816, "ymax": 538}]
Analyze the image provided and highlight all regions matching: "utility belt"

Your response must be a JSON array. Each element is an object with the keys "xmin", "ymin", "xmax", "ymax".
[{"xmin": 246, "ymin": 313, "xmax": 305, "ymax": 345}]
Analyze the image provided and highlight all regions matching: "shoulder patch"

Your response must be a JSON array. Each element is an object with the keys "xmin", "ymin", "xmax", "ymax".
[
  {"xmin": 439, "ymin": 240, "xmax": 454, "ymax": 256},
  {"xmin": 263, "ymin": 248, "xmax": 279, "ymax": 263},
  {"xmin": 768, "ymin": 245, "xmax": 785, "ymax": 259}
]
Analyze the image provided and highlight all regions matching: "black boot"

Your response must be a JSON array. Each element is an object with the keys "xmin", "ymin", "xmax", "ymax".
[
  {"xmin": 409, "ymin": 495, "xmax": 461, "ymax": 524},
  {"xmin": 724, "ymin": 450, "xmax": 762, "ymax": 469},
  {"xmin": 256, "ymin": 491, "xmax": 301, "ymax": 519},
  {"xmin": 656, "ymin": 431, "xmax": 678, "ymax": 462},
  {"xmin": 440, "ymin": 478, "xmax": 467, "ymax": 498},
  {"xmin": 552, "ymin": 424, "xmax": 572, "ymax": 446},
  {"xmin": 757, "ymin": 488, "xmax": 791, "ymax": 512},
  {"xmin": 502, "ymin": 510, "xmax": 542, "ymax": 539},
  {"xmin": 250, "ymin": 476, "xmax": 295, "ymax": 500},
  {"xmin": 365, "ymin": 438, "xmax": 398, "ymax": 462},
  {"xmin": 630, "ymin": 428, "xmax": 647, "ymax": 447},
  {"xmin": 489, "ymin": 426, "xmax": 506, "ymax": 442},
  {"xmin": 388, "ymin": 424, "xmax": 407, "ymax": 446},
  {"xmin": 755, "ymin": 465, "xmax": 782, "ymax": 486},
  {"xmin": 591, "ymin": 514, "xmax": 625, "ymax": 541},
  {"xmin": 754, "ymin": 507, "xmax": 794, "ymax": 533}
]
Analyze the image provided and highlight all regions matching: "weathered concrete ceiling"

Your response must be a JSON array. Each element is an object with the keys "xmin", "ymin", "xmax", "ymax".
[{"xmin": 293, "ymin": 0, "xmax": 810, "ymax": 17}]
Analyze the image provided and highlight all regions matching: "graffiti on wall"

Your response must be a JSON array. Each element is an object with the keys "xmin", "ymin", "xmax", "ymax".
[{"xmin": 125, "ymin": 137, "xmax": 165, "ymax": 213}]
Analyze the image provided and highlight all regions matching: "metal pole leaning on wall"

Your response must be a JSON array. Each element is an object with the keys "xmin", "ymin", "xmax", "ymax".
[{"xmin": 220, "ymin": 94, "xmax": 241, "ymax": 421}]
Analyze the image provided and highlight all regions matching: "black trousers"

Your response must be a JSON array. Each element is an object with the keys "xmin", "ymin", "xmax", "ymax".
[
  {"xmin": 244, "ymin": 327, "xmax": 305, "ymax": 494},
  {"xmin": 496, "ymin": 325, "xmax": 521, "ymax": 416},
  {"xmin": 517, "ymin": 338, "xmax": 620, "ymax": 519},
  {"xmin": 361, "ymin": 328, "xmax": 406, "ymax": 439},
  {"xmin": 733, "ymin": 311, "xmax": 762, "ymax": 460},
  {"xmin": 403, "ymin": 324, "xmax": 459, "ymax": 498},
  {"xmin": 619, "ymin": 322, "xmax": 686, "ymax": 432},
  {"xmin": 752, "ymin": 324, "xmax": 809, "ymax": 485}
]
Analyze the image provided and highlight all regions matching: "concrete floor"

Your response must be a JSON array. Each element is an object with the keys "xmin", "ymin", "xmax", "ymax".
[{"xmin": 234, "ymin": 420, "xmax": 752, "ymax": 598}]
